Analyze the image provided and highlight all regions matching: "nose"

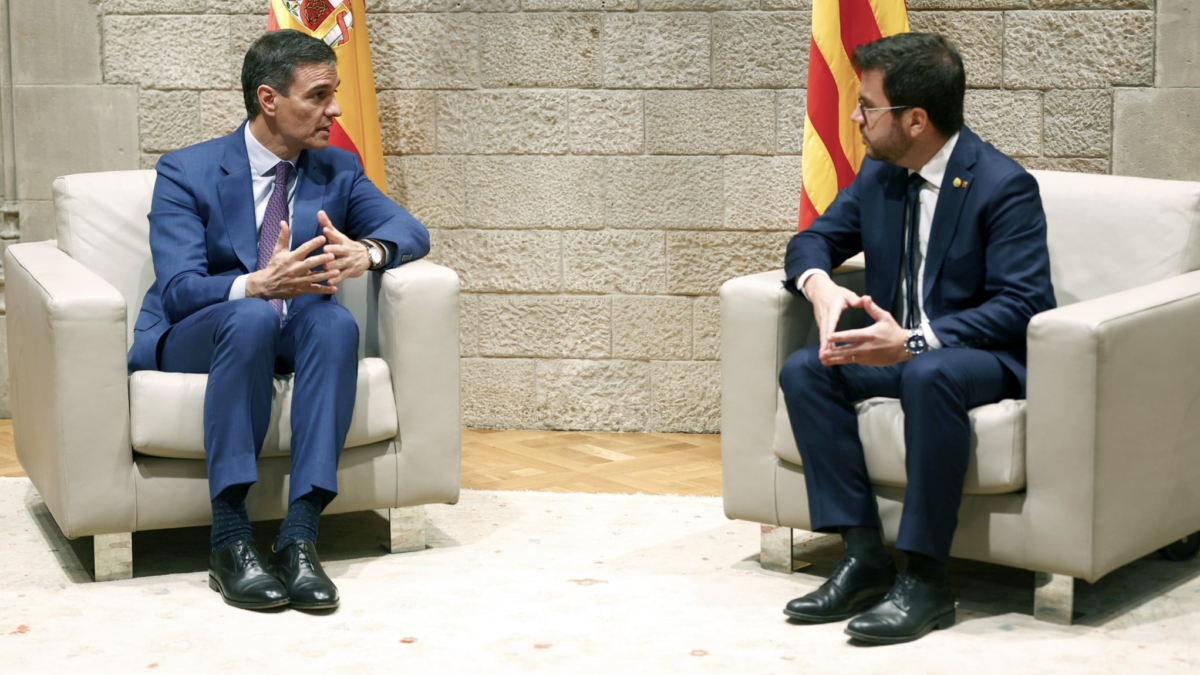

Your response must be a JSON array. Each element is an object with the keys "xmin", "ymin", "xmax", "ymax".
[
  {"xmin": 850, "ymin": 103, "xmax": 865, "ymax": 125},
  {"xmin": 328, "ymin": 96, "xmax": 342, "ymax": 118}
]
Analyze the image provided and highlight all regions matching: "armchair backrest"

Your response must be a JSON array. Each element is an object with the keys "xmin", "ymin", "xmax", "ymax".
[
  {"xmin": 1031, "ymin": 170, "xmax": 1200, "ymax": 307},
  {"xmin": 51, "ymin": 170, "xmax": 375, "ymax": 357},
  {"xmin": 53, "ymin": 170, "xmax": 157, "ymax": 349}
]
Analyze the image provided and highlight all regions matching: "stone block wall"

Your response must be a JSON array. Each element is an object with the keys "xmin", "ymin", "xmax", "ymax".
[{"xmin": 1, "ymin": 0, "xmax": 1196, "ymax": 427}]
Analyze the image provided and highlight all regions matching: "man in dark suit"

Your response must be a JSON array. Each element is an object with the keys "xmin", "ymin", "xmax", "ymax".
[
  {"xmin": 130, "ymin": 30, "xmax": 430, "ymax": 611},
  {"xmin": 777, "ymin": 32, "xmax": 1055, "ymax": 644}
]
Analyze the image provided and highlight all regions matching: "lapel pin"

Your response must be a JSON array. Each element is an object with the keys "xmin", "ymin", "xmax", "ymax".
[{"xmin": 952, "ymin": 177, "xmax": 963, "ymax": 188}]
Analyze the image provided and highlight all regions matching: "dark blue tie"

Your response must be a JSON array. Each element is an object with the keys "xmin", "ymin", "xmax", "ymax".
[{"xmin": 902, "ymin": 173, "xmax": 925, "ymax": 329}]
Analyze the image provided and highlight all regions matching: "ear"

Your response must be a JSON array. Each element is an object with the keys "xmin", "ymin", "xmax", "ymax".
[
  {"xmin": 905, "ymin": 107, "xmax": 930, "ymax": 139},
  {"xmin": 257, "ymin": 84, "xmax": 278, "ymax": 118}
]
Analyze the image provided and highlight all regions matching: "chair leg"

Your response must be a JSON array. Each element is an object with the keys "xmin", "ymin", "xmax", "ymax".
[
  {"xmin": 1033, "ymin": 572, "xmax": 1074, "ymax": 625},
  {"xmin": 94, "ymin": 533, "xmax": 133, "ymax": 582},
  {"xmin": 388, "ymin": 506, "xmax": 426, "ymax": 554},
  {"xmin": 760, "ymin": 524, "xmax": 794, "ymax": 574}
]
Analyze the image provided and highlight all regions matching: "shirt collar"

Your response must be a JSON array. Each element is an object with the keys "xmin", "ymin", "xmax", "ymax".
[
  {"xmin": 244, "ymin": 124, "xmax": 299, "ymax": 178},
  {"xmin": 909, "ymin": 131, "xmax": 960, "ymax": 190}
]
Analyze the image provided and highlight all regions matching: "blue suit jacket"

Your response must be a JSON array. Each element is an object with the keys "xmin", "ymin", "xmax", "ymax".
[
  {"xmin": 784, "ymin": 127, "xmax": 1056, "ymax": 388},
  {"xmin": 129, "ymin": 123, "xmax": 431, "ymax": 373}
]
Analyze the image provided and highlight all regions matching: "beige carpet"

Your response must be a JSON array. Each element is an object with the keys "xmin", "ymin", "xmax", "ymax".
[{"xmin": 1, "ymin": 477, "xmax": 1198, "ymax": 674}]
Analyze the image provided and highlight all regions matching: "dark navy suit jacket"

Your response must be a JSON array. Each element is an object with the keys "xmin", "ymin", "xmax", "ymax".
[
  {"xmin": 129, "ymin": 122, "xmax": 430, "ymax": 373},
  {"xmin": 784, "ymin": 126, "xmax": 1056, "ymax": 388}
]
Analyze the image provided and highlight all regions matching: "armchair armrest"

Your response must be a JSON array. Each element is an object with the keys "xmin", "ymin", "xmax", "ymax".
[
  {"xmin": 4, "ymin": 241, "xmax": 135, "ymax": 537},
  {"xmin": 377, "ymin": 260, "xmax": 461, "ymax": 507},
  {"xmin": 719, "ymin": 261, "xmax": 866, "ymax": 524},
  {"xmin": 1025, "ymin": 270, "xmax": 1200, "ymax": 581}
]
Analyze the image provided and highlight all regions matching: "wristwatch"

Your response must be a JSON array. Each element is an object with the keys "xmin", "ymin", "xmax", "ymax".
[
  {"xmin": 905, "ymin": 328, "xmax": 928, "ymax": 357},
  {"xmin": 363, "ymin": 239, "xmax": 383, "ymax": 269}
]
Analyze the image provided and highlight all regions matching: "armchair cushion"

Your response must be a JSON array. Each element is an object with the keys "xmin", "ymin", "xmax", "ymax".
[
  {"xmin": 772, "ymin": 390, "xmax": 1027, "ymax": 495},
  {"xmin": 130, "ymin": 358, "xmax": 397, "ymax": 459}
]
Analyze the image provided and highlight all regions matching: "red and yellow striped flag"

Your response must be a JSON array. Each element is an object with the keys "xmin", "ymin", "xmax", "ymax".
[
  {"xmin": 799, "ymin": 0, "xmax": 908, "ymax": 230},
  {"xmin": 268, "ymin": 0, "xmax": 388, "ymax": 194}
]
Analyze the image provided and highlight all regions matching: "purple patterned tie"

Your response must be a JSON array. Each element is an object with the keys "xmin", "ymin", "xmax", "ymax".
[{"xmin": 257, "ymin": 161, "xmax": 292, "ymax": 322}]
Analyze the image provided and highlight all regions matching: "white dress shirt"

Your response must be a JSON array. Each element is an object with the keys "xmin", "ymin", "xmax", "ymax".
[
  {"xmin": 227, "ymin": 124, "xmax": 299, "ymax": 315},
  {"xmin": 797, "ymin": 132, "xmax": 961, "ymax": 350}
]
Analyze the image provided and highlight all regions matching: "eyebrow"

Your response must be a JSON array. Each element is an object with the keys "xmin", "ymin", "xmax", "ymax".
[{"xmin": 303, "ymin": 78, "xmax": 340, "ymax": 96}]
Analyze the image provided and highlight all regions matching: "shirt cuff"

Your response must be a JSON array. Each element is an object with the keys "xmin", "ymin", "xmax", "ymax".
[
  {"xmin": 920, "ymin": 320, "xmax": 943, "ymax": 350},
  {"xmin": 794, "ymin": 269, "xmax": 830, "ymax": 300},
  {"xmin": 379, "ymin": 240, "xmax": 396, "ymax": 266},
  {"xmin": 228, "ymin": 274, "xmax": 249, "ymax": 301}
]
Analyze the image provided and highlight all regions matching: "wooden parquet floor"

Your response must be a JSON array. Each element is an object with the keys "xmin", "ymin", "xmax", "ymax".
[
  {"xmin": 0, "ymin": 421, "xmax": 722, "ymax": 497},
  {"xmin": 0, "ymin": 421, "xmax": 17, "ymax": 478},
  {"xmin": 462, "ymin": 429, "xmax": 721, "ymax": 496}
]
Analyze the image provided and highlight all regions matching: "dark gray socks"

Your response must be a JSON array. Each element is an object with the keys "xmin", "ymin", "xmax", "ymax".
[
  {"xmin": 275, "ymin": 487, "xmax": 335, "ymax": 551},
  {"xmin": 840, "ymin": 526, "xmax": 892, "ymax": 567},
  {"xmin": 840, "ymin": 527, "xmax": 949, "ymax": 585},
  {"xmin": 905, "ymin": 552, "xmax": 949, "ymax": 586},
  {"xmin": 210, "ymin": 483, "xmax": 253, "ymax": 552}
]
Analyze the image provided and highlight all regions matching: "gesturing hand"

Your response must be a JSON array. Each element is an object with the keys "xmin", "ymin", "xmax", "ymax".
[
  {"xmin": 246, "ymin": 221, "xmax": 337, "ymax": 300},
  {"xmin": 821, "ymin": 295, "xmax": 911, "ymax": 367},
  {"xmin": 319, "ymin": 210, "xmax": 371, "ymax": 288},
  {"xmin": 804, "ymin": 273, "xmax": 864, "ymax": 356}
]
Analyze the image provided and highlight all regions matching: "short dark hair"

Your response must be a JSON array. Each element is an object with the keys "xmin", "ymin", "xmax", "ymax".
[
  {"xmin": 241, "ymin": 30, "xmax": 337, "ymax": 120},
  {"xmin": 852, "ymin": 32, "xmax": 966, "ymax": 137}
]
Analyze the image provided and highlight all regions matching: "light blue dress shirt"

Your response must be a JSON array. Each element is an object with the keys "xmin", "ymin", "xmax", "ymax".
[
  {"xmin": 227, "ymin": 125, "xmax": 394, "ymax": 318},
  {"xmin": 227, "ymin": 124, "xmax": 299, "ymax": 316}
]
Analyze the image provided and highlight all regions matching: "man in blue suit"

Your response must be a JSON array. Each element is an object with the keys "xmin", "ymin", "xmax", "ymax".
[
  {"xmin": 130, "ymin": 30, "xmax": 430, "ymax": 611},
  {"xmin": 777, "ymin": 33, "xmax": 1055, "ymax": 643}
]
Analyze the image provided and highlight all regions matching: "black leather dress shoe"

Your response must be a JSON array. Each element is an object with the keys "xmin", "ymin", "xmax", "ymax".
[
  {"xmin": 844, "ymin": 572, "xmax": 956, "ymax": 644},
  {"xmin": 208, "ymin": 538, "xmax": 290, "ymax": 610},
  {"xmin": 783, "ymin": 555, "xmax": 897, "ymax": 623},
  {"xmin": 269, "ymin": 540, "xmax": 339, "ymax": 610}
]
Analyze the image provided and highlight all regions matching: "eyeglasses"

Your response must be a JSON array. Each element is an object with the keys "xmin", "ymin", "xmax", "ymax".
[{"xmin": 856, "ymin": 99, "xmax": 911, "ymax": 123}]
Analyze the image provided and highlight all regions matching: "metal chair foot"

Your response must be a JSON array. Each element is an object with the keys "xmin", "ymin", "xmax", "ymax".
[
  {"xmin": 1034, "ymin": 571, "xmax": 1074, "ymax": 625},
  {"xmin": 761, "ymin": 524, "xmax": 794, "ymax": 574},
  {"xmin": 388, "ymin": 506, "xmax": 426, "ymax": 554},
  {"xmin": 94, "ymin": 532, "xmax": 133, "ymax": 582}
]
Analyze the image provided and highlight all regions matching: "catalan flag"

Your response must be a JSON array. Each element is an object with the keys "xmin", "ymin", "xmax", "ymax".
[
  {"xmin": 268, "ymin": 0, "xmax": 388, "ymax": 194},
  {"xmin": 799, "ymin": 0, "xmax": 909, "ymax": 230}
]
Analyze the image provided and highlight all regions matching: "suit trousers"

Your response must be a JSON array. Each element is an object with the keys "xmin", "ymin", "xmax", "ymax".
[
  {"xmin": 158, "ymin": 297, "xmax": 360, "ymax": 503},
  {"xmin": 779, "ymin": 345, "xmax": 1021, "ymax": 562}
]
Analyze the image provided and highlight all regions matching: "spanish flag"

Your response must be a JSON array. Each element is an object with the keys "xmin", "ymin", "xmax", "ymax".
[
  {"xmin": 267, "ymin": 0, "xmax": 388, "ymax": 194},
  {"xmin": 799, "ymin": 0, "xmax": 908, "ymax": 230}
]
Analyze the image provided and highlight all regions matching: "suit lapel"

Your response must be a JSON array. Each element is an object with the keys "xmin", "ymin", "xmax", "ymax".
[
  {"xmin": 875, "ymin": 168, "xmax": 908, "ymax": 319},
  {"xmin": 291, "ymin": 150, "xmax": 328, "ymax": 252},
  {"xmin": 922, "ymin": 130, "xmax": 979, "ymax": 301},
  {"xmin": 216, "ymin": 124, "xmax": 259, "ymax": 273}
]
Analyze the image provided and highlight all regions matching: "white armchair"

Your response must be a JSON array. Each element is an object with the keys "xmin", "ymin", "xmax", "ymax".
[
  {"xmin": 720, "ymin": 170, "xmax": 1200, "ymax": 623},
  {"xmin": 4, "ymin": 170, "xmax": 462, "ymax": 580}
]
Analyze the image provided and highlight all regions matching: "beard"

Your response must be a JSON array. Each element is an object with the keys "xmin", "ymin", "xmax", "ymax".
[{"xmin": 861, "ymin": 122, "xmax": 911, "ymax": 166}]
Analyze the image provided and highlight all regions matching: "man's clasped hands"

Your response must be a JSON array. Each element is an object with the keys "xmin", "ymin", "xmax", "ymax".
[
  {"xmin": 244, "ymin": 209, "xmax": 371, "ymax": 301},
  {"xmin": 803, "ymin": 273, "xmax": 913, "ymax": 369}
]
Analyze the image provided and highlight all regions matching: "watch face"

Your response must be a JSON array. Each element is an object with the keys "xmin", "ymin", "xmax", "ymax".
[{"xmin": 907, "ymin": 332, "xmax": 927, "ymax": 354}]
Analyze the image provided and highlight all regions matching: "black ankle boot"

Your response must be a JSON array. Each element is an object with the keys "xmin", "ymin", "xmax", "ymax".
[
  {"xmin": 844, "ymin": 571, "xmax": 956, "ymax": 644},
  {"xmin": 784, "ymin": 554, "xmax": 897, "ymax": 623}
]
